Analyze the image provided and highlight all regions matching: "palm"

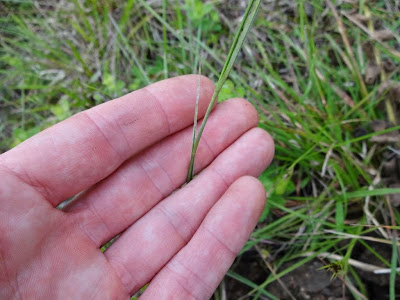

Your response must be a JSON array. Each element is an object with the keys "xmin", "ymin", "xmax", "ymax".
[{"xmin": 0, "ymin": 75, "xmax": 274, "ymax": 299}]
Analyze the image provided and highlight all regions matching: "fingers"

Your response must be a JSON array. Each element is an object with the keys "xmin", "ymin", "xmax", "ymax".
[
  {"xmin": 0, "ymin": 75, "xmax": 215, "ymax": 206},
  {"xmin": 140, "ymin": 176, "xmax": 266, "ymax": 300},
  {"xmin": 104, "ymin": 128, "xmax": 274, "ymax": 294},
  {"xmin": 68, "ymin": 99, "xmax": 260, "ymax": 247}
]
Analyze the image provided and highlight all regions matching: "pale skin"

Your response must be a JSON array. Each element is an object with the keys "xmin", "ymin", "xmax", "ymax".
[{"xmin": 0, "ymin": 75, "xmax": 274, "ymax": 299}]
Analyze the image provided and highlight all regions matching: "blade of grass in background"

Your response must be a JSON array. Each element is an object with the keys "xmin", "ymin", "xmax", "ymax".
[
  {"xmin": 186, "ymin": 0, "xmax": 261, "ymax": 182},
  {"xmin": 389, "ymin": 235, "xmax": 399, "ymax": 300},
  {"xmin": 162, "ymin": 0, "xmax": 168, "ymax": 79}
]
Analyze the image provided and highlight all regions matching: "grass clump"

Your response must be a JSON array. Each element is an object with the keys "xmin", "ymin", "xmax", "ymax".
[{"xmin": 1, "ymin": 0, "xmax": 400, "ymax": 299}]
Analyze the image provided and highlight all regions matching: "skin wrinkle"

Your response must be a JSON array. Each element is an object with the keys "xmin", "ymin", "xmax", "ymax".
[
  {"xmin": 81, "ymin": 194, "xmax": 114, "ymax": 246},
  {"xmin": 137, "ymin": 160, "xmax": 167, "ymax": 199},
  {"xmin": 19, "ymin": 167, "xmax": 53, "ymax": 205},
  {"xmin": 156, "ymin": 204, "xmax": 196, "ymax": 245},
  {"xmin": 111, "ymin": 169, "xmax": 149, "ymax": 228},
  {"xmin": 0, "ymin": 162, "xmax": 50, "ymax": 204},
  {"xmin": 208, "ymin": 164, "xmax": 230, "ymax": 190},
  {"xmin": 154, "ymin": 157, "xmax": 175, "ymax": 187},
  {"xmin": 107, "ymin": 255, "xmax": 140, "ymax": 295},
  {"xmin": 140, "ymin": 152, "xmax": 175, "ymax": 195},
  {"xmin": 175, "ymin": 255, "xmax": 216, "ymax": 293},
  {"xmin": 87, "ymin": 108, "xmax": 132, "ymax": 161},
  {"xmin": 81, "ymin": 111, "xmax": 126, "ymax": 164},
  {"xmin": 196, "ymin": 131, "xmax": 216, "ymax": 160},
  {"xmin": 164, "ymin": 263, "xmax": 209, "ymax": 300},
  {"xmin": 173, "ymin": 280, "xmax": 202, "ymax": 300},
  {"xmin": 13, "ymin": 113, "xmax": 115, "ymax": 205},
  {"xmin": 184, "ymin": 170, "xmax": 227, "ymax": 210},
  {"xmin": 0, "ymin": 247, "xmax": 19, "ymax": 300},
  {"xmin": 153, "ymin": 280, "xmax": 202, "ymax": 300},
  {"xmin": 1, "ymin": 183, "xmax": 46, "ymax": 223},
  {"xmin": 203, "ymin": 225, "xmax": 237, "ymax": 257},
  {"xmin": 142, "ymin": 86, "xmax": 172, "ymax": 136},
  {"xmin": 46, "ymin": 132, "xmax": 65, "ymax": 200},
  {"xmin": 73, "ymin": 185, "xmax": 131, "ymax": 248},
  {"xmin": 4, "ymin": 113, "xmax": 117, "ymax": 205},
  {"xmin": 70, "ymin": 158, "xmax": 160, "ymax": 247}
]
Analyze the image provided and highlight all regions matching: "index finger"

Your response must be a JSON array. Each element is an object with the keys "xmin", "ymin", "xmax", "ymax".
[{"xmin": 0, "ymin": 75, "xmax": 215, "ymax": 206}]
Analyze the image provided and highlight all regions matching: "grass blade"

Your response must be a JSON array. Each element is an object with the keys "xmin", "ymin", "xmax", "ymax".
[
  {"xmin": 227, "ymin": 271, "xmax": 279, "ymax": 300},
  {"xmin": 389, "ymin": 235, "xmax": 399, "ymax": 300},
  {"xmin": 187, "ymin": 67, "xmax": 202, "ymax": 181},
  {"xmin": 162, "ymin": 0, "xmax": 168, "ymax": 79},
  {"xmin": 186, "ymin": 0, "xmax": 261, "ymax": 182}
]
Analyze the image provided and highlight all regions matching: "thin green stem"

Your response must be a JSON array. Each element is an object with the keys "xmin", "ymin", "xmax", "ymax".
[
  {"xmin": 162, "ymin": 0, "xmax": 168, "ymax": 79},
  {"xmin": 187, "ymin": 69, "xmax": 202, "ymax": 182},
  {"xmin": 389, "ymin": 234, "xmax": 398, "ymax": 300},
  {"xmin": 186, "ymin": 0, "xmax": 262, "ymax": 182}
]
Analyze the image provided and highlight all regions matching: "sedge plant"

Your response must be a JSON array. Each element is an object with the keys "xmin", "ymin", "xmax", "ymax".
[{"xmin": 186, "ymin": 0, "xmax": 262, "ymax": 182}]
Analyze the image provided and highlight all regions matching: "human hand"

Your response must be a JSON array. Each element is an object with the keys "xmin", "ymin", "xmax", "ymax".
[{"xmin": 0, "ymin": 75, "xmax": 274, "ymax": 299}]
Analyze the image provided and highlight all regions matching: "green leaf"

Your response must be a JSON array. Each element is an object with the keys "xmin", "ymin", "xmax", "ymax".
[
  {"xmin": 260, "ymin": 194, "xmax": 286, "ymax": 221},
  {"xmin": 50, "ymin": 96, "xmax": 71, "ymax": 121},
  {"xmin": 346, "ymin": 188, "xmax": 400, "ymax": 199},
  {"xmin": 275, "ymin": 166, "xmax": 294, "ymax": 196},
  {"xmin": 218, "ymin": 80, "xmax": 246, "ymax": 102},
  {"xmin": 12, "ymin": 126, "xmax": 41, "ymax": 147}
]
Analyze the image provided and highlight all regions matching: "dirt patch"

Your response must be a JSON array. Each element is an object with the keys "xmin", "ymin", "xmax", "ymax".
[{"xmin": 225, "ymin": 245, "xmax": 399, "ymax": 299}]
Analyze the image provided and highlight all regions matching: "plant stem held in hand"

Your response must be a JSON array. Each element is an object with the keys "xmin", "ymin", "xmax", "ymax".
[{"xmin": 186, "ymin": 0, "xmax": 262, "ymax": 182}]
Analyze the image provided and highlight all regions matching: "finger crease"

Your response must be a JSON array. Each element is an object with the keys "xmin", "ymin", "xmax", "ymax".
[
  {"xmin": 154, "ymin": 158, "xmax": 175, "ymax": 188},
  {"xmin": 209, "ymin": 165, "xmax": 230, "ymax": 190},
  {"xmin": 92, "ymin": 109, "xmax": 132, "ymax": 157},
  {"xmin": 138, "ymin": 162, "xmax": 166, "ymax": 199},
  {"xmin": 0, "ymin": 164, "xmax": 52, "ymax": 203},
  {"xmin": 107, "ymin": 256, "xmax": 138, "ymax": 295},
  {"xmin": 204, "ymin": 226, "xmax": 237, "ymax": 258},
  {"xmin": 85, "ymin": 200, "xmax": 113, "ymax": 246},
  {"xmin": 165, "ymin": 263, "xmax": 209, "ymax": 300},
  {"xmin": 82, "ymin": 111, "xmax": 125, "ymax": 163},
  {"xmin": 199, "ymin": 134, "xmax": 216, "ymax": 158},
  {"xmin": 157, "ymin": 205, "xmax": 195, "ymax": 244},
  {"xmin": 143, "ymin": 87, "xmax": 171, "ymax": 136}
]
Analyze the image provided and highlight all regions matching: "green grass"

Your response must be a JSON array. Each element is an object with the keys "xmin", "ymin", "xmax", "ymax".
[{"xmin": 1, "ymin": 0, "xmax": 400, "ymax": 298}]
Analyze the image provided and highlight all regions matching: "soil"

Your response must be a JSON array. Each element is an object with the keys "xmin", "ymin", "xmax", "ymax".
[{"xmin": 224, "ymin": 246, "xmax": 399, "ymax": 299}]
